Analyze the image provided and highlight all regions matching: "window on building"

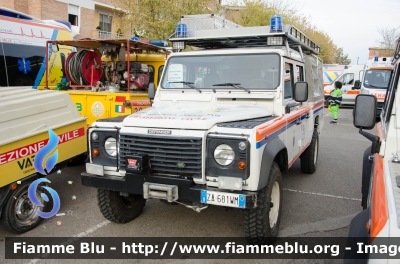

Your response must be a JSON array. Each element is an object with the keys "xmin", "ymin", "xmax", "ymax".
[
  {"xmin": 99, "ymin": 14, "xmax": 112, "ymax": 32},
  {"xmin": 68, "ymin": 4, "xmax": 79, "ymax": 26}
]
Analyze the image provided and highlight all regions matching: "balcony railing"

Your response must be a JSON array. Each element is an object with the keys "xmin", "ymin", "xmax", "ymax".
[{"xmin": 93, "ymin": 30, "xmax": 130, "ymax": 39}]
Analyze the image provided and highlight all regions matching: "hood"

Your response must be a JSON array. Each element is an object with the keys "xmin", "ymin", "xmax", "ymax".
[{"xmin": 123, "ymin": 103, "xmax": 273, "ymax": 129}]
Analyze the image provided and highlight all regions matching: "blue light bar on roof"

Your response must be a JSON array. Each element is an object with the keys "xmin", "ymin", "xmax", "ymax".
[{"xmin": 176, "ymin": 23, "xmax": 187, "ymax": 38}]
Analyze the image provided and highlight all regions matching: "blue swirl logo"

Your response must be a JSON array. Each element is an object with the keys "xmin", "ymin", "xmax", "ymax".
[
  {"xmin": 28, "ymin": 178, "xmax": 60, "ymax": 218},
  {"xmin": 34, "ymin": 128, "xmax": 59, "ymax": 175},
  {"xmin": 29, "ymin": 128, "xmax": 60, "ymax": 218}
]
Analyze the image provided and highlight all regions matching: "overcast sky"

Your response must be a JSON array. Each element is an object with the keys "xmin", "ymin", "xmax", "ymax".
[
  {"xmin": 222, "ymin": 0, "xmax": 400, "ymax": 65},
  {"xmin": 297, "ymin": 0, "xmax": 400, "ymax": 65}
]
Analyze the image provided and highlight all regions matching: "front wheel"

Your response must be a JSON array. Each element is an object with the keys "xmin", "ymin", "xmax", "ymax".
[
  {"xmin": 300, "ymin": 129, "xmax": 319, "ymax": 174},
  {"xmin": 97, "ymin": 189, "xmax": 145, "ymax": 223},
  {"xmin": 244, "ymin": 162, "xmax": 283, "ymax": 244},
  {"xmin": 0, "ymin": 181, "xmax": 48, "ymax": 233}
]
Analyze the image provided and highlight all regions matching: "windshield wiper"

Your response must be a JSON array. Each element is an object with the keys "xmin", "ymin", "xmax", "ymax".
[
  {"xmin": 168, "ymin": 81, "xmax": 202, "ymax": 93},
  {"xmin": 212, "ymin": 83, "xmax": 250, "ymax": 93}
]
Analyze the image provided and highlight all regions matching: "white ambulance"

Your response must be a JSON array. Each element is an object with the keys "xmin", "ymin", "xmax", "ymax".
[
  {"xmin": 356, "ymin": 57, "xmax": 393, "ymax": 116},
  {"xmin": 324, "ymin": 64, "xmax": 365, "ymax": 106}
]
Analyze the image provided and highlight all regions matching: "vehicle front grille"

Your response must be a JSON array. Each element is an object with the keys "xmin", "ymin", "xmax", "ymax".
[{"xmin": 119, "ymin": 134, "xmax": 202, "ymax": 177}]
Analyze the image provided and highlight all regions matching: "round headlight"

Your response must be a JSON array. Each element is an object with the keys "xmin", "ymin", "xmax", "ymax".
[
  {"xmin": 104, "ymin": 137, "xmax": 118, "ymax": 157},
  {"xmin": 91, "ymin": 132, "xmax": 99, "ymax": 140},
  {"xmin": 238, "ymin": 141, "xmax": 246, "ymax": 150},
  {"xmin": 214, "ymin": 144, "xmax": 235, "ymax": 166}
]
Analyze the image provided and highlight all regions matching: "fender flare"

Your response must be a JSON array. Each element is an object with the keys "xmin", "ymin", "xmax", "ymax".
[{"xmin": 257, "ymin": 137, "xmax": 286, "ymax": 190}]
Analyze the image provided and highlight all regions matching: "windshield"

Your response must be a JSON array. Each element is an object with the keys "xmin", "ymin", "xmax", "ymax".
[
  {"xmin": 363, "ymin": 69, "xmax": 392, "ymax": 89},
  {"xmin": 161, "ymin": 54, "xmax": 280, "ymax": 90}
]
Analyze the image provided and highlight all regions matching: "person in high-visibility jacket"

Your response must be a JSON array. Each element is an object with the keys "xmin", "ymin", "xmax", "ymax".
[{"xmin": 328, "ymin": 81, "xmax": 342, "ymax": 124}]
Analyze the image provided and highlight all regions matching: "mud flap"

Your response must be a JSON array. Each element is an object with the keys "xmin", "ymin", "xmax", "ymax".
[{"xmin": 344, "ymin": 208, "xmax": 370, "ymax": 263}]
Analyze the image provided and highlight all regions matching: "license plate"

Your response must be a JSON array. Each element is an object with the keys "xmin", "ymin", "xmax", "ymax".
[{"xmin": 200, "ymin": 190, "xmax": 246, "ymax": 208}]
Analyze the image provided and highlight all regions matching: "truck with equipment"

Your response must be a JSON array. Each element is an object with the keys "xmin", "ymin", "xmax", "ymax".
[{"xmin": 81, "ymin": 15, "xmax": 325, "ymax": 242}]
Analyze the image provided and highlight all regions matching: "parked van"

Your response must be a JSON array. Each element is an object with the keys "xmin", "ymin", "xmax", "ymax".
[
  {"xmin": 324, "ymin": 64, "xmax": 364, "ymax": 106},
  {"xmin": 322, "ymin": 64, "xmax": 347, "ymax": 86}
]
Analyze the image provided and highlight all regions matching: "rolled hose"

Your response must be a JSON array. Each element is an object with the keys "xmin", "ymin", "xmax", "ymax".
[{"xmin": 66, "ymin": 50, "xmax": 102, "ymax": 85}]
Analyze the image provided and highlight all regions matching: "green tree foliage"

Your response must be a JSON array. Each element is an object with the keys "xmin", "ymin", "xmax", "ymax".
[
  {"xmin": 111, "ymin": 0, "xmax": 216, "ymax": 40},
  {"xmin": 335, "ymin": 47, "xmax": 351, "ymax": 65},
  {"xmin": 231, "ymin": 0, "xmax": 348, "ymax": 64}
]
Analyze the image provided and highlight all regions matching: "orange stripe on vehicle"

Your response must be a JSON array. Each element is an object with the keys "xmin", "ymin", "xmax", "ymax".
[
  {"xmin": 370, "ymin": 66, "xmax": 392, "ymax": 70},
  {"xmin": 346, "ymin": 90, "xmax": 360, "ymax": 95},
  {"xmin": 313, "ymin": 101, "xmax": 324, "ymax": 110},
  {"xmin": 256, "ymin": 116, "xmax": 285, "ymax": 141},
  {"xmin": 256, "ymin": 106, "xmax": 310, "ymax": 141},
  {"xmin": 288, "ymin": 142, "xmax": 311, "ymax": 168},
  {"xmin": 370, "ymin": 154, "xmax": 388, "ymax": 242}
]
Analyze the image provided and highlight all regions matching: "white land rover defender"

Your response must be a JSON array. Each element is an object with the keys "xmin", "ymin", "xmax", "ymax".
[{"xmin": 81, "ymin": 18, "xmax": 324, "ymax": 241}]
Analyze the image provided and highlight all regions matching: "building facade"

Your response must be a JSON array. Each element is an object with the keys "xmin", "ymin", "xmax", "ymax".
[{"xmin": 0, "ymin": 0, "xmax": 123, "ymax": 39}]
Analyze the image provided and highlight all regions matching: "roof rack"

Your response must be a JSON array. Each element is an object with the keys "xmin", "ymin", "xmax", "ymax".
[{"xmin": 169, "ymin": 24, "xmax": 320, "ymax": 55}]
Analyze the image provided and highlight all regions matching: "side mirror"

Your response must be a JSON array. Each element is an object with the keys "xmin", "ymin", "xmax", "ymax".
[
  {"xmin": 293, "ymin": 82, "xmax": 308, "ymax": 102},
  {"xmin": 148, "ymin": 82, "xmax": 155, "ymax": 100},
  {"xmin": 353, "ymin": 94, "xmax": 376, "ymax": 130},
  {"xmin": 352, "ymin": 80, "xmax": 361, "ymax": 90},
  {"xmin": 51, "ymin": 43, "xmax": 59, "ymax": 53}
]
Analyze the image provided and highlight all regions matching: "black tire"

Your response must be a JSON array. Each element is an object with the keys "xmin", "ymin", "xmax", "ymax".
[
  {"xmin": 300, "ymin": 129, "xmax": 319, "ymax": 174},
  {"xmin": 97, "ymin": 189, "xmax": 145, "ymax": 223},
  {"xmin": 67, "ymin": 153, "xmax": 88, "ymax": 167},
  {"xmin": 244, "ymin": 162, "xmax": 282, "ymax": 244},
  {"xmin": 0, "ymin": 181, "xmax": 49, "ymax": 233}
]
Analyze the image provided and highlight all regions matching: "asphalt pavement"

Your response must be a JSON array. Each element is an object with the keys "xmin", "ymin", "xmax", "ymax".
[{"xmin": 0, "ymin": 108, "xmax": 371, "ymax": 264}]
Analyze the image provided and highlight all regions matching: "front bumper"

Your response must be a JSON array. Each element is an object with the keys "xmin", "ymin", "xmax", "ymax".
[{"xmin": 81, "ymin": 172, "xmax": 257, "ymax": 209}]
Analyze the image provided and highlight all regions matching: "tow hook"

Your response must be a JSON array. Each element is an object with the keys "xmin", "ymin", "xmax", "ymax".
[{"xmin": 174, "ymin": 200, "xmax": 209, "ymax": 213}]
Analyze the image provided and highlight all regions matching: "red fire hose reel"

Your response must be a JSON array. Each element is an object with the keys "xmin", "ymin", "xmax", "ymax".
[{"xmin": 65, "ymin": 50, "xmax": 103, "ymax": 86}]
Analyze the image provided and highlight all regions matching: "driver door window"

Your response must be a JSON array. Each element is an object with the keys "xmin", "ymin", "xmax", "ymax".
[
  {"xmin": 284, "ymin": 63, "xmax": 294, "ymax": 99},
  {"xmin": 343, "ymin": 73, "xmax": 354, "ymax": 85}
]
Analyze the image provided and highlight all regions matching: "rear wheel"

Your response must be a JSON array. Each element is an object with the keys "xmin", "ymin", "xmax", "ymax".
[
  {"xmin": 300, "ymin": 129, "xmax": 319, "ymax": 174},
  {"xmin": 97, "ymin": 189, "xmax": 145, "ymax": 223},
  {"xmin": 244, "ymin": 162, "xmax": 282, "ymax": 244},
  {"xmin": 0, "ymin": 181, "xmax": 48, "ymax": 233}
]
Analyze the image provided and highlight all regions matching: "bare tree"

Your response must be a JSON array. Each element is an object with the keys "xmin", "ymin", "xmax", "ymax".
[{"xmin": 377, "ymin": 26, "xmax": 400, "ymax": 56}]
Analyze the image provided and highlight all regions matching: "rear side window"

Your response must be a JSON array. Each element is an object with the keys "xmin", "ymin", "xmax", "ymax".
[{"xmin": 0, "ymin": 43, "xmax": 45, "ymax": 87}]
